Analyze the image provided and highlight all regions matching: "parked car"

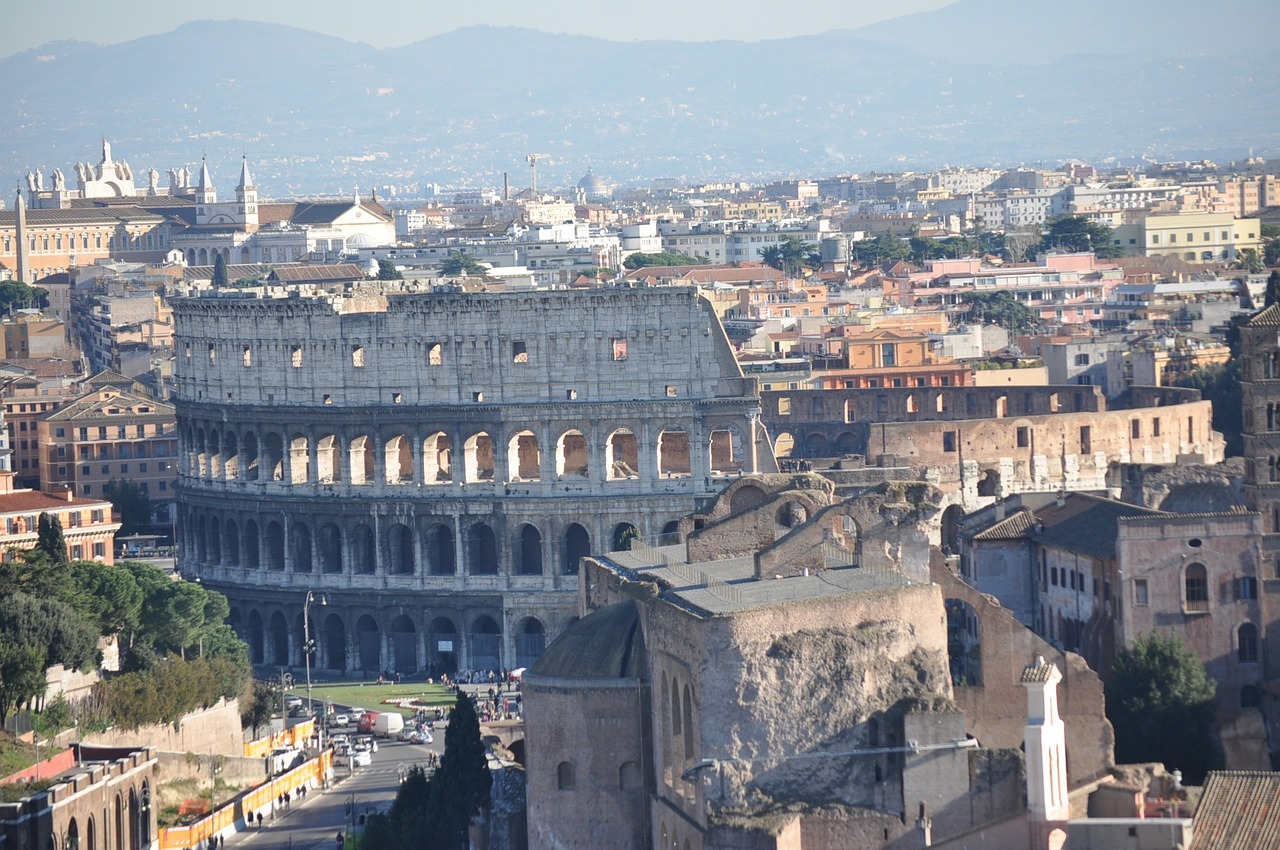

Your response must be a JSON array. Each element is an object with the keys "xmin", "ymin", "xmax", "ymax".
[
  {"xmin": 332, "ymin": 713, "xmax": 350, "ymax": 726},
  {"xmin": 352, "ymin": 745, "xmax": 372, "ymax": 767},
  {"xmin": 285, "ymin": 696, "xmax": 303, "ymax": 709},
  {"xmin": 400, "ymin": 726, "xmax": 418, "ymax": 742}
]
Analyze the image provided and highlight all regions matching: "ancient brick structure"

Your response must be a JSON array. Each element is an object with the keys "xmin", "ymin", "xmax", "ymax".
[{"xmin": 171, "ymin": 283, "xmax": 768, "ymax": 675}]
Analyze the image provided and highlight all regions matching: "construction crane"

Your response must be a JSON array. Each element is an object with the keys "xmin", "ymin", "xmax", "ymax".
[{"xmin": 527, "ymin": 153, "xmax": 549, "ymax": 195}]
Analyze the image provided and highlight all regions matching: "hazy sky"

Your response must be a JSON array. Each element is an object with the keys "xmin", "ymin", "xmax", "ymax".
[{"xmin": 4, "ymin": 0, "xmax": 954, "ymax": 58}]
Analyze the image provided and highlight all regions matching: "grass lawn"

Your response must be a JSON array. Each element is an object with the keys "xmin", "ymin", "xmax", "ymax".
[
  {"xmin": 288, "ymin": 681, "xmax": 455, "ymax": 716},
  {"xmin": 0, "ymin": 733, "xmax": 34, "ymax": 778}
]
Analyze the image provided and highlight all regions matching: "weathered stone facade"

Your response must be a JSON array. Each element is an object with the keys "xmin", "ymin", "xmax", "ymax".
[{"xmin": 171, "ymin": 283, "xmax": 769, "ymax": 674}]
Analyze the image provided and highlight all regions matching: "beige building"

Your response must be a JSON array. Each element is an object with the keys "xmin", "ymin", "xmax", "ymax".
[
  {"xmin": 1113, "ymin": 209, "xmax": 1262, "ymax": 262},
  {"xmin": 0, "ymin": 469, "xmax": 121, "ymax": 564}
]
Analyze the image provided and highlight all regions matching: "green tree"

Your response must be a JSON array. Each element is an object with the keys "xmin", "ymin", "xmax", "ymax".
[
  {"xmin": 432, "ymin": 692, "xmax": 492, "ymax": 849},
  {"xmin": 1106, "ymin": 630, "xmax": 1217, "ymax": 783},
  {"xmin": 1237, "ymin": 248, "xmax": 1264, "ymax": 274},
  {"xmin": 0, "ymin": 593, "xmax": 98, "ymax": 672},
  {"xmin": 0, "ymin": 643, "xmax": 46, "ymax": 725},
  {"xmin": 1035, "ymin": 216, "xmax": 1123, "ymax": 259},
  {"xmin": 622, "ymin": 250, "xmax": 705, "ymax": 270},
  {"xmin": 72, "ymin": 560, "xmax": 143, "ymax": 636},
  {"xmin": 104, "ymin": 479, "xmax": 153, "ymax": 536},
  {"xmin": 376, "ymin": 259, "xmax": 404, "ymax": 280},
  {"xmin": 36, "ymin": 512, "xmax": 68, "ymax": 565},
  {"xmin": 1174, "ymin": 358, "xmax": 1242, "ymax": 457},
  {"xmin": 212, "ymin": 253, "xmax": 229, "ymax": 287},
  {"xmin": 1267, "ymin": 270, "xmax": 1280, "ymax": 308},
  {"xmin": 388, "ymin": 766, "xmax": 434, "ymax": 849},
  {"xmin": 851, "ymin": 233, "xmax": 910, "ymax": 266},
  {"xmin": 362, "ymin": 812, "xmax": 397, "ymax": 849},
  {"xmin": 439, "ymin": 251, "xmax": 487, "ymax": 276},
  {"xmin": 959, "ymin": 291, "xmax": 1037, "ymax": 332},
  {"xmin": 241, "ymin": 679, "xmax": 278, "ymax": 737},
  {"xmin": 760, "ymin": 236, "xmax": 820, "ymax": 277},
  {"xmin": 0, "ymin": 281, "xmax": 49, "ymax": 313}
]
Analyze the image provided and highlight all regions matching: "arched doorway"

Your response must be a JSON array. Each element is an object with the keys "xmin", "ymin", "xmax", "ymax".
[
  {"xmin": 515, "ymin": 618, "xmax": 546, "ymax": 669},
  {"xmin": 429, "ymin": 617, "xmax": 458, "ymax": 676},
  {"xmin": 322, "ymin": 613, "xmax": 346, "ymax": 672},
  {"xmin": 470, "ymin": 616, "xmax": 501, "ymax": 672},
  {"xmin": 390, "ymin": 615, "xmax": 417, "ymax": 673},
  {"xmin": 564, "ymin": 523, "xmax": 590, "ymax": 574},
  {"xmin": 356, "ymin": 615, "xmax": 380, "ymax": 672}
]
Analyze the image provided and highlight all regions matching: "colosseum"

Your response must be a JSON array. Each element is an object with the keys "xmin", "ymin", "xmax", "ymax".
[{"xmin": 172, "ymin": 282, "xmax": 769, "ymax": 676}]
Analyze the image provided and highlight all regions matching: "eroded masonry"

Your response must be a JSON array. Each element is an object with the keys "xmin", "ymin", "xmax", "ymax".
[{"xmin": 172, "ymin": 283, "xmax": 770, "ymax": 675}]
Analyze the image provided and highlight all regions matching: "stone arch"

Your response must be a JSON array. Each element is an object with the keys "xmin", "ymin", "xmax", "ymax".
[
  {"xmin": 556, "ymin": 429, "xmax": 589, "ymax": 478},
  {"xmin": 223, "ymin": 519, "xmax": 240, "ymax": 567},
  {"xmin": 515, "ymin": 523, "xmax": 543, "ymax": 575},
  {"xmin": 269, "ymin": 611, "xmax": 289, "ymax": 665},
  {"xmin": 265, "ymin": 521, "xmax": 285, "ymax": 571},
  {"xmin": 945, "ymin": 598, "xmax": 983, "ymax": 686},
  {"xmin": 316, "ymin": 434, "xmax": 342, "ymax": 483},
  {"xmin": 658, "ymin": 429, "xmax": 691, "ymax": 477},
  {"xmin": 464, "ymin": 432, "xmax": 495, "ymax": 482},
  {"xmin": 242, "ymin": 432, "xmax": 260, "ymax": 481},
  {"xmin": 515, "ymin": 617, "xmax": 546, "ymax": 669},
  {"xmin": 322, "ymin": 612, "xmax": 346, "ymax": 672},
  {"xmin": 941, "ymin": 504, "xmax": 964, "ymax": 555},
  {"xmin": 206, "ymin": 520, "xmax": 221, "ymax": 565},
  {"xmin": 976, "ymin": 468, "xmax": 1001, "ymax": 498},
  {"xmin": 223, "ymin": 431, "xmax": 239, "ymax": 480},
  {"xmin": 803, "ymin": 432, "xmax": 829, "ymax": 457},
  {"xmin": 730, "ymin": 483, "xmax": 769, "ymax": 514},
  {"xmin": 682, "ymin": 684, "xmax": 694, "ymax": 761},
  {"xmin": 247, "ymin": 609, "xmax": 265, "ymax": 664},
  {"xmin": 244, "ymin": 519, "xmax": 260, "ymax": 569},
  {"xmin": 352, "ymin": 523, "xmax": 376, "ymax": 575},
  {"xmin": 390, "ymin": 614, "xmax": 417, "ymax": 673},
  {"xmin": 423, "ymin": 432, "xmax": 452, "ymax": 483},
  {"xmin": 425, "ymin": 523, "xmax": 456, "ymax": 575},
  {"xmin": 429, "ymin": 616, "xmax": 459, "ymax": 675},
  {"xmin": 661, "ymin": 674, "xmax": 673, "ymax": 787},
  {"xmin": 291, "ymin": 522, "xmax": 313, "ymax": 573},
  {"xmin": 470, "ymin": 615, "xmax": 502, "ymax": 671},
  {"xmin": 660, "ymin": 520, "xmax": 681, "ymax": 546},
  {"xmin": 564, "ymin": 523, "xmax": 590, "ymax": 574},
  {"xmin": 385, "ymin": 434, "xmax": 414, "ymax": 484},
  {"xmin": 709, "ymin": 426, "xmax": 744, "ymax": 475},
  {"xmin": 606, "ymin": 427, "xmax": 640, "ymax": 479},
  {"xmin": 388, "ymin": 523, "xmax": 415, "ymax": 575},
  {"xmin": 776, "ymin": 500, "xmax": 809, "ymax": 529},
  {"xmin": 1238, "ymin": 622, "xmax": 1259, "ymax": 662},
  {"xmin": 263, "ymin": 432, "xmax": 284, "ymax": 481},
  {"xmin": 319, "ymin": 523, "xmax": 343, "ymax": 573},
  {"xmin": 508, "ymin": 430, "xmax": 541, "ymax": 481},
  {"xmin": 1184, "ymin": 562, "xmax": 1209, "ymax": 611},
  {"xmin": 835, "ymin": 431, "xmax": 858, "ymax": 454},
  {"xmin": 289, "ymin": 433, "xmax": 310, "ymax": 484},
  {"xmin": 468, "ymin": 523, "xmax": 499, "ymax": 575},
  {"xmin": 773, "ymin": 431, "xmax": 795, "ymax": 458},
  {"xmin": 612, "ymin": 521, "xmax": 639, "ymax": 551},
  {"xmin": 208, "ymin": 430, "xmax": 222, "ymax": 479},
  {"xmin": 349, "ymin": 435, "xmax": 374, "ymax": 485},
  {"xmin": 356, "ymin": 614, "xmax": 380, "ymax": 672},
  {"xmin": 195, "ymin": 515, "xmax": 207, "ymax": 564}
]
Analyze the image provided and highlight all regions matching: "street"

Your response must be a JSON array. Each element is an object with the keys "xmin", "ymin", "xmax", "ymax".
[{"xmin": 221, "ymin": 738, "xmax": 440, "ymax": 850}]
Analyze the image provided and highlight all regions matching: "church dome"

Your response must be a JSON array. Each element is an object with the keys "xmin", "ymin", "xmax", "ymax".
[
  {"xmin": 577, "ymin": 169, "xmax": 610, "ymax": 200},
  {"xmin": 527, "ymin": 601, "xmax": 646, "ymax": 681}
]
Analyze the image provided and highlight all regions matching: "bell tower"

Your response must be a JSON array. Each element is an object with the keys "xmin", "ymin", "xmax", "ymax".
[{"xmin": 235, "ymin": 155, "xmax": 259, "ymax": 233}]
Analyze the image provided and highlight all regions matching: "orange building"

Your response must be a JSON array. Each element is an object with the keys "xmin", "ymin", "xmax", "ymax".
[
  {"xmin": 811, "ymin": 327, "xmax": 971, "ymax": 389},
  {"xmin": 0, "ymin": 473, "xmax": 120, "ymax": 563}
]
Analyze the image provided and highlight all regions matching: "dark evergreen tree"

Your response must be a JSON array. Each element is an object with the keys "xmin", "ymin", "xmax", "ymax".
[
  {"xmin": 377, "ymin": 258, "xmax": 404, "ymax": 280},
  {"xmin": 212, "ymin": 253, "xmax": 229, "ymax": 287},
  {"xmin": 431, "ymin": 692, "xmax": 492, "ymax": 849},
  {"xmin": 1265, "ymin": 270, "xmax": 1280, "ymax": 308},
  {"xmin": 36, "ymin": 512, "xmax": 68, "ymax": 565}
]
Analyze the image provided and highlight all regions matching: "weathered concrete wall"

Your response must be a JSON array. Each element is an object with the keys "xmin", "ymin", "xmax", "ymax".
[{"xmin": 82, "ymin": 698, "xmax": 244, "ymax": 756}]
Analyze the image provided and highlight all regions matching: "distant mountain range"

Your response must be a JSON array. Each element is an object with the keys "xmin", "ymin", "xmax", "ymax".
[{"xmin": 4, "ymin": 0, "xmax": 1278, "ymax": 196}]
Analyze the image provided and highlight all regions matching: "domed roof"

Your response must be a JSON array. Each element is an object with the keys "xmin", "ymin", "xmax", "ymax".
[
  {"xmin": 346, "ymin": 233, "xmax": 377, "ymax": 248},
  {"xmin": 577, "ymin": 168, "xmax": 607, "ymax": 193},
  {"xmin": 527, "ymin": 601, "xmax": 646, "ymax": 681}
]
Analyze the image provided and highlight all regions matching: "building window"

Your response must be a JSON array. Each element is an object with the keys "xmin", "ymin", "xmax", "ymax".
[
  {"xmin": 1131, "ymin": 420, "xmax": 1141, "ymax": 439},
  {"xmin": 427, "ymin": 343, "xmax": 442, "ymax": 366},
  {"xmin": 612, "ymin": 338, "xmax": 628, "ymax": 361},
  {"xmin": 1079, "ymin": 426, "xmax": 1091, "ymax": 454},
  {"xmin": 1153, "ymin": 418, "xmax": 1161, "ymax": 437},
  {"xmin": 512, "ymin": 341, "xmax": 528, "ymax": 364},
  {"xmin": 1239, "ymin": 623, "xmax": 1259, "ymax": 663},
  {"xmin": 208, "ymin": 344, "xmax": 216, "ymax": 364},
  {"xmin": 778, "ymin": 397, "xmax": 791, "ymax": 415},
  {"xmin": 71, "ymin": 545, "xmax": 83, "ymax": 560},
  {"xmin": 92, "ymin": 543, "xmax": 105, "ymax": 558},
  {"xmin": 943, "ymin": 431, "xmax": 957, "ymax": 452},
  {"xmin": 880, "ymin": 343, "xmax": 896, "ymax": 367},
  {"xmin": 556, "ymin": 761, "xmax": 576, "ymax": 790},
  {"xmin": 291, "ymin": 345, "xmax": 303, "ymax": 368},
  {"xmin": 352, "ymin": 345, "xmax": 365, "ymax": 368},
  {"xmin": 1134, "ymin": 579, "xmax": 1149, "ymax": 605},
  {"xmin": 1074, "ymin": 353, "xmax": 1090, "ymax": 366},
  {"xmin": 1016, "ymin": 427, "xmax": 1029, "ymax": 448},
  {"xmin": 242, "ymin": 346, "xmax": 252, "ymax": 367},
  {"xmin": 1238, "ymin": 576, "xmax": 1258, "ymax": 600},
  {"xmin": 1185, "ymin": 563, "xmax": 1209, "ymax": 612}
]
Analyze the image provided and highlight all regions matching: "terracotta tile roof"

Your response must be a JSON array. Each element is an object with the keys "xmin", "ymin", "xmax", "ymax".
[
  {"xmin": 1020, "ymin": 656, "xmax": 1056, "ymax": 683},
  {"xmin": 0, "ymin": 489, "xmax": 113, "ymax": 515},
  {"xmin": 269, "ymin": 263, "xmax": 366, "ymax": 283},
  {"xmin": 1191, "ymin": 771, "xmax": 1280, "ymax": 850},
  {"xmin": 1242, "ymin": 304, "xmax": 1280, "ymax": 327},
  {"xmin": 1029, "ymin": 493, "xmax": 1166, "ymax": 560},
  {"xmin": 972, "ymin": 509, "xmax": 1037, "ymax": 541}
]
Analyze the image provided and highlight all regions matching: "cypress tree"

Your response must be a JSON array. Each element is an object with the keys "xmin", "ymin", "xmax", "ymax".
[
  {"xmin": 432, "ymin": 691, "xmax": 491, "ymax": 849},
  {"xmin": 36, "ymin": 512, "xmax": 68, "ymax": 565}
]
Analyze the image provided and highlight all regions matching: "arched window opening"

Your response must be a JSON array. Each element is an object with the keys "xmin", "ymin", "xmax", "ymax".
[
  {"xmin": 564, "ymin": 523, "xmax": 590, "ymax": 575},
  {"xmin": 265, "ymin": 521, "xmax": 285, "ymax": 571},
  {"xmin": 606, "ymin": 428, "xmax": 639, "ymax": 479},
  {"xmin": 709, "ymin": 427, "xmax": 743, "ymax": 475},
  {"xmin": 317, "ymin": 434, "xmax": 342, "ymax": 483},
  {"xmin": 1185, "ymin": 563, "xmax": 1209, "ymax": 612},
  {"xmin": 389, "ymin": 524, "xmax": 415, "ymax": 575},
  {"xmin": 349, "ymin": 436, "xmax": 374, "ymax": 485},
  {"xmin": 263, "ymin": 433, "xmax": 284, "ymax": 482},
  {"xmin": 658, "ymin": 430, "xmax": 691, "ymax": 478},
  {"xmin": 319, "ymin": 523, "xmax": 343, "ymax": 574},
  {"xmin": 429, "ymin": 617, "xmax": 458, "ymax": 676},
  {"xmin": 426, "ymin": 523, "xmax": 456, "ymax": 575},
  {"xmin": 556, "ymin": 430, "xmax": 589, "ymax": 478},
  {"xmin": 508, "ymin": 431, "xmax": 541, "ymax": 481},
  {"xmin": 464, "ymin": 433, "xmax": 495, "ymax": 482},
  {"xmin": 470, "ymin": 615, "xmax": 501, "ymax": 671},
  {"xmin": 516, "ymin": 524, "xmax": 543, "ymax": 575},
  {"xmin": 423, "ymin": 432, "xmax": 452, "ymax": 483},
  {"xmin": 385, "ymin": 434, "xmax": 414, "ymax": 484},
  {"xmin": 289, "ymin": 434, "xmax": 309, "ymax": 484},
  {"xmin": 352, "ymin": 524, "xmax": 376, "ymax": 575},
  {"xmin": 1239, "ymin": 623, "xmax": 1259, "ymax": 663},
  {"xmin": 244, "ymin": 520, "xmax": 260, "ymax": 569},
  {"xmin": 356, "ymin": 615, "xmax": 380, "ymax": 672},
  {"xmin": 292, "ymin": 524, "xmax": 313, "ymax": 573},
  {"xmin": 468, "ymin": 524, "xmax": 499, "ymax": 575},
  {"xmin": 323, "ymin": 613, "xmax": 346, "ymax": 672},
  {"xmin": 515, "ymin": 618, "xmax": 545, "ymax": 669}
]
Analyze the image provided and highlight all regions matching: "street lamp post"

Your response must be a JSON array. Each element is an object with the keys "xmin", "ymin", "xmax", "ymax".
[{"xmin": 304, "ymin": 590, "xmax": 329, "ymax": 749}]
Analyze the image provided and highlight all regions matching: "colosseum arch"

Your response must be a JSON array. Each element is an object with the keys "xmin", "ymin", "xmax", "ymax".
[
  {"xmin": 244, "ymin": 519, "xmax": 261, "ymax": 569},
  {"xmin": 835, "ymin": 431, "xmax": 858, "ymax": 454},
  {"xmin": 269, "ymin": 611, "xmax": 289, "ymax": 665},
  {"xmin": 208, "ymin": 430, "xmax": 222, "ymax": 479},
  {"xmin": 470, "ymin": 615, "xmax": 501, "ymax": 671},
  {"xmin": 247, "ymin": 609, "xmax": 265, "ymax": 664},
  {"xmin": 940, "ymin": 504, "xmax": 964, "ymax": 555},
  {"xmin": 658, "ymin": 430, "xmax": 691, "ymax": 477},
  {"xmin": 464, "ymin": 432, "xmax": 495, "ymax": 482},
  {"xmin": 224, "ymin": 431, "xmax": 239, "ymax": 479},
  {"xmin": 729, "ymin": 483, "xmax": 769, "ymax": 515},
  {"xmin": 564, "ymin": 523, "xmax": 590, "ymax": 574},
  {"xmin": 388, "ymin": 523, "xmax": 415, "ymax": 575},
  {"xmin": 194, "ymin": 428, "xmax": 208, "ymax": 478},
  {"xmin": 709, "ymin": 426, "xmax": 744, "ymax": 475},
  {"xmin": 508, "ymin": 431, "xmax": 541, "ymax": 481},
  {"xmin": 977, "ymin": 468, "xmax": 1001, "ymax": 498},
  {"xmin": 390, "ymin": 615, "xmax": 417, "ymax": 673},
  {"xmin": 243, "ymin": 432, "xmax": 260, "ymax": 481},
  {"xmin": 206, "ymin": 521, "xmax": 221, "ymax": 565},
  {"xmin": 352, "ymin": 524, "xmax": 376, "ymax": 575},
  {"xmin": 515, "ymin": 617, "xmax": 546, "ymax": 669},
  {"xmin": 773, "ymin": 431, "xmax": 795, "ymax": 459},
  {"xmin": 223, "ymin": 519, "xmax": 240, "ymax": 567},
  {"xmin": 556, "ymin": 430, "xmax": 589, "ymax": 478},
  {"xmin": 606, "ymin": 427, "xmax": 640, "ymax": 479},
  {"xmin": 263, "ymin": 433, "xmax": 285, "ymax": 481},
  {"xmin": 468, "ymin": 523, "xmax": 499, "ymax": 575},
  {"xmin": 349, "ymin": 436, "xmax": 374, "ymax": 485},
  {"xmin": 289, "ymin": 434, "xmax": 310, "ymax": 484},
  {"xmin": 659, "ymin": 520, "xmax": 681, "ymax": 546},
  {"xmin": 804, "ymin": 433, "xmax": 829, "ymax": 457},
  {"xmin": 317, "ymin": 523, "xmax": 343, "ymax": 573},
  {"xmin": 612, "ymin": 522, "xmax": 639, "ymax": 551},
  {"xmin": 322, "ymin": 612, "xmax": 347, "ymax": 671},
  {"xmin": 515, "ymin": 524, "xmax": 543, "ymax": 575},
  {"xmin": 265, "ymin": 521, "xmax": 285, "ymax": 571},
  {"xmin": 423, "ymin": 432, "xmax": 452, "ymax": 483},
  {"xmin": 429, "ymin": 617, "xmax": 458, "ymax": 675},
  {"xmin": 356, "ymin": 615, "xmax": 380, "ymax": 672},
  {"xmin": 292, "ymin": 523, "xmax": 313, "ymax": 573},
  {"xmin": 385, "ymin": 434, "xmax": 413, "ymax": 484},
  {"xmin": 316, "ymin": 434, "xmax": 342, "ymax": 483},
  {"xmin": 425, "ymin": 523, "xmax": 456, "ymax": 575}
]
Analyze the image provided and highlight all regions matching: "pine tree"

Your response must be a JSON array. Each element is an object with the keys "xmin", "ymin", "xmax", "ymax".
[
  {"xmin": 212, "ymin": 253, "xmax": 229, "ymax": 287},
  {"xmin": 432, "ymin": 692, "xmax": 491, "ymax": 849},
  {"xmin": 1264, "ymin": 270, "xmax": 1280, "ymax": 308},
  {"xmin": 36, "ymin": 512, "xmax": 68, "ymax": 565}
]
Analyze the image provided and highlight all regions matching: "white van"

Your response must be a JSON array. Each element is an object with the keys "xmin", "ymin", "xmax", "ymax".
[{"xmin": 372, "ymin": 712, "xmax": 405, "ymax": 738}]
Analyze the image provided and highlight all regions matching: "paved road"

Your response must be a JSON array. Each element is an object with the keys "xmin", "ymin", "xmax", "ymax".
[{"xmin": 222, "ymin": 739, "xmax": 439, "ymax": 850}]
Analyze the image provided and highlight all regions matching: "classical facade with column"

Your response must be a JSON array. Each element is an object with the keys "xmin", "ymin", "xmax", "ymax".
[{"xmin": 172, "ymin": 281, "xmax": 771, "ymax": 676}]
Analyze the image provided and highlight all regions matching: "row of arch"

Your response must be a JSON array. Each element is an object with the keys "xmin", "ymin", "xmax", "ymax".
[
  {"xmin": 231, "ymin": 608, "xmax": 550, "ymax": 674},
  {"xmin": 772, "ymin": 430, "xmax": 859, "ymax": 459},
  {"xmin": 182, "ymin": 421, "xmax": 749, "ymax": 488},
  {"xmin": 184, "ymin": 513, "xmax": 670, "ymax": 577},
  {"xmin": 56, "ymin": 781, "xmax": 151, "ymax": 850}
]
